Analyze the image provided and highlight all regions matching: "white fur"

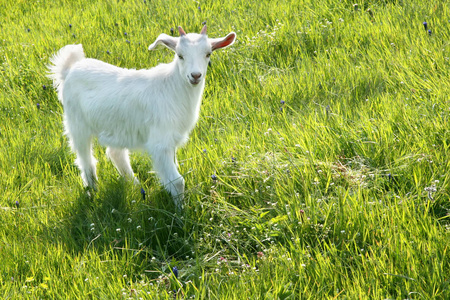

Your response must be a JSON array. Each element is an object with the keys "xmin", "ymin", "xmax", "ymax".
[{"xmin": 48, "ymin": 26, "xmax": 236, "ymax": 208}]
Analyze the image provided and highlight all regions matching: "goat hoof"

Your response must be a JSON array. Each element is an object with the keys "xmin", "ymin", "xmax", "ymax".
[{"xmin": 84, "ymin": 186, "xmax": 97, "ymax": 198}]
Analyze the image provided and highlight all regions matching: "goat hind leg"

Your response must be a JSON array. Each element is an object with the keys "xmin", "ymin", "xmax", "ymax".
[{"xmin": 71, "ymin": 136, "xmax": 98, "ymax": 189}]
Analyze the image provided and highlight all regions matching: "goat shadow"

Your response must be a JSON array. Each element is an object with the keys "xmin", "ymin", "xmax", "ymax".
[{"xmin": 43, "ymin": 177, "xmax": 192, "ymax": 266}]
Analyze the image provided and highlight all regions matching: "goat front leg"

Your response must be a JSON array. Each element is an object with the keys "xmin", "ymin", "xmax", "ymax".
[
  {"xmin": 149, "ymin": 146, "xmax": 184, "ymax": 209},
  {"xmin": 106, "ymin": 147, "xmax": 139, "ymax": 184}
]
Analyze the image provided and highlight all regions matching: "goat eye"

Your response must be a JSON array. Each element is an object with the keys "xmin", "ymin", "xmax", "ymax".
[
  {"xmin": 206, "ymin": 53, "xmax": 211, "ymax": 58},
  {"xmin": 178, "ymin": 54, "xmax": 184, "ymax": 60}
]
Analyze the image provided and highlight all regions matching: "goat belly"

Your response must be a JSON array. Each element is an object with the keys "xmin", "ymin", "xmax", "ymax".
[{"xmin": 97, "ymin": 127, "xmax": 149, "ymax": 149}]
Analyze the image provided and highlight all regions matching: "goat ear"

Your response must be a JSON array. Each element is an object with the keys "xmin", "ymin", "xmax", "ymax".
[
  {"xmin": 148, "ymin": 33, "xmax": 178, "ymax": 51},
  {"xmin": 210, "ymin": 32, "xmax": 236, "ymax": 51}
]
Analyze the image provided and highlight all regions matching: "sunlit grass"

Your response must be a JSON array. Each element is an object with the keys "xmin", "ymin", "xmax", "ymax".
[{"xmin": 0, "ymin": 0, "xmax": 449, "ymax": 298}]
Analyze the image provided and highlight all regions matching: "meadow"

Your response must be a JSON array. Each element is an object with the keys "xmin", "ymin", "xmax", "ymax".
[{"xmin": 0, "ymin": 0, "xmax": 449, "ymax": 298}]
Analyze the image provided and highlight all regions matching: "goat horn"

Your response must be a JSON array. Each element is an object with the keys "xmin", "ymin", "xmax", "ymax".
[
  {"xmin": 178, "ymin": 26, "xmax": 186, "ymax": 36},
  {"xmin": 200, "ymin": 25, "xmax": 207, "ymax": 35}
]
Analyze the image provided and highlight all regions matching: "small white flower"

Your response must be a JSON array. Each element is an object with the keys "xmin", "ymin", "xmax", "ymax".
[
  {"xmin": 116, "ymin": 228, "xmax": 121, "ymax": 232},
  {"xmin": 424, "ymin": 186, "xmax": 437, "ymax": 193}
]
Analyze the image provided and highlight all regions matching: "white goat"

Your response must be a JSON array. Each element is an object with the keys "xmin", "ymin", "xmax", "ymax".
[{"xmin": 48, "ymin": 25, "xmax": 236, "ymax": 207}]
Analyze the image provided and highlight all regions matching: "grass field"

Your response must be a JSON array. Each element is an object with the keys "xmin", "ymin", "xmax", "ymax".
[{"xmin": 1, "ymin": 0, "xmax": 449, "ymax": 298}]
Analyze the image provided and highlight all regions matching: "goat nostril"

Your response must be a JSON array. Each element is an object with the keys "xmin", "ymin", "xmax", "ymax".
[{"xmin": 191, "ymin": 72, "xmax": 202, "ymax": 80}]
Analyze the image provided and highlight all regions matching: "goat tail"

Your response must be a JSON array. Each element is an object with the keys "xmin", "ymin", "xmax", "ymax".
[{"xmin": 47, "ymin": 44, "xmax": 85, "ymax": 102}]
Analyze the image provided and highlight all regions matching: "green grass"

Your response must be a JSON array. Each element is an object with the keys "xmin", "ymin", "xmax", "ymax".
[{"xmin": 1, "ymin": 0, "xmax": 449, "ymax": 298}]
